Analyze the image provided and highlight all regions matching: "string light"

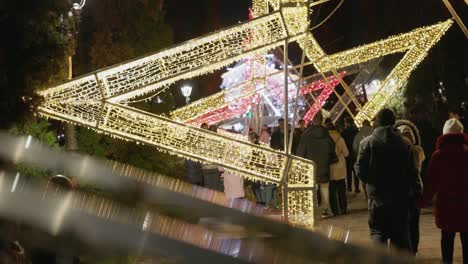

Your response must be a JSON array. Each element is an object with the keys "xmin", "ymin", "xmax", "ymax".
[
  {"xmin": 302, "ymin": 75, "xmax": 343, "ymax": 124},
  {"xmin": 37, "ymin": 0, "xmax": 452, "ymax": 228},
  {"xmin": 297, "ymin": 20, "xmax": 452, "ymax": 125},
  {"xmin": 38, "ymin": 12, "xmax": 290, "ymax": 104},
  {"xmin": 252, "ymin": 0, "xmax": 452, "ymax": 126},
  {"xmin": 183, "ymin": 73, "xmax": 344, "ymax": 126},
  {"xmin": 38, "ymin": 103, "xmax": 315, "ymax": 194}
]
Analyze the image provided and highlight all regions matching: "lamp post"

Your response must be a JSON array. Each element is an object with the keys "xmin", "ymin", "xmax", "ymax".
[
  {"xmin": 180, "ymin": 85, "xmax": 193, "ymax": 105},
  {"xmin": 72, "ymin": 0, "xmax": 86, "ymax": 10},
  {"xmin": 64, "ymin": 0, "xmax": 87, "ymax": 152}
]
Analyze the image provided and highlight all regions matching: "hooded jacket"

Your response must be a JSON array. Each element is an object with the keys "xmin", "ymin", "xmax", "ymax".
[
  {"xmin": 418, "ymin": 133, "xmax": 468, "ymax": 232},
  {"xmin": 297, "ymin": 125, "xmax": 336, "ymax": 183},
  {"xmin": 352, "ymin": 125, "xmax": 372, "ymax": 159},
  {"xmin": 395, "ymin": 120, "xmax": 425, "ymax": 172},
  {"xmin": 355, "ymin": 126, "xmax": 422, "ymax": 205}
]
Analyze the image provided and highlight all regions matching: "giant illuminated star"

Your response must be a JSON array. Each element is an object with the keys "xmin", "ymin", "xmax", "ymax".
[{"xmin": 37, "ymin": 0, "xmax": 452, "ymax": 227}]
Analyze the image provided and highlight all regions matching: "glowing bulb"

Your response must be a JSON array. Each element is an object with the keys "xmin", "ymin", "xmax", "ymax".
[
  {"xmin": 370, "ymin": 79, "xmax": 381, "ymax": 88},
  {"xmin": 180, "ymin": 85, "xmax": 193, "ymax": 97}
]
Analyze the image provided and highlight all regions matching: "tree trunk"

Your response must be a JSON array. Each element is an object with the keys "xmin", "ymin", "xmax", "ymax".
[
  {"xmin": 65, "ymin": 123, "xmax": 78, "ymax": 151},
  {"xmin": 65, "ymin": 55, "xmax": 78, "ymax": 152}
]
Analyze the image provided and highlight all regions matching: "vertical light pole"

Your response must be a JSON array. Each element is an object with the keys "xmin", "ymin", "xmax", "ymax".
[
  {"xmin": 65, "ymin": 1, "xmax": 86, "ymax": 153},
  {"xmin": 181, "ymin": 85, "xmax": 193, "ymax": 105},
  {"xmin": 72, "ymin": 0, "xmax": 86, "ymax": 10}
]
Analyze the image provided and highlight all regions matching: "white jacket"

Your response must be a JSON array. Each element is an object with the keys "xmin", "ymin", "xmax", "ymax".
[
  {"xmin": 219, "ymin": 168, "xmax": 245, "ymax": 199},
  {"xmin": 329, "ymin": 130, "xmax": 349, "ymax": 181}
]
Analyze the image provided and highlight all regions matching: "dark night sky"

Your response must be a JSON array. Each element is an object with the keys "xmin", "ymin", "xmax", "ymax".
[
  {"xmin": 165, "ymin": 0, "xmax": 252, "ymax": 103},
  {"xmin": 165, "ymin": 0, "xmax": 466, "ymax": 52},
  {"xmin": 166, "ymin": 0, "xmax": 252, "ymax": 43},
  {"xmin": 164, "ymin": 0, "xmax": 467, "ymax": 109}
]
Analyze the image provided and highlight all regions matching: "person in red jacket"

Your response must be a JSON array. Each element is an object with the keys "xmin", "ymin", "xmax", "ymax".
[{"xmin": 418, "ymin": 118, "xmax": 468, "ymax": 264}]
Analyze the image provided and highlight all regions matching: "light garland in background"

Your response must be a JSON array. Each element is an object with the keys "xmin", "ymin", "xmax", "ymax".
[
  {"xmin": 183, "ymin": 73, "xmax": 344, "ymax": 126},
  {"xmin": 169, "ymin": 55, "xmax": 275, "ymax": 122},
  {"xmin": 38, "ymin": 102, "xmax": 304, "ymax": 184},
  {"xmin": 188, "ymin": 96, "xmax": 254, "ymax": 126},
  {"xmin": 251, "ymin": 0, "xmax": 452, "ymax": 126},
  {"xmin": 38, "ymin": 102, "xmax": 315, "ymax": 226},
  {"xmin": 302, "ymin": 74, "xmax": 343, "ymax": 124},
  {"xmin": 38, "ymin": 12, "xmax": 289, "ymax": 104},
  {"xmin": 352, "ymin": 21, "xmax": 452, "ymax": 124},
  {"xmin": 37, "ymin": 0, "xmax": 452, "ymax": 227},
  {"xmin": 298, "ymin": 20, "xmax": 452, "ymax": 125}
]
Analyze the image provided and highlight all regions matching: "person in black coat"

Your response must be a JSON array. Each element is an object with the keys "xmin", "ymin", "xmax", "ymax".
[
  {"xmin": 342, "ymin": 117, "xmax": 359, "ymax": 192},
  {"xmin": 354, "ymin": 108, "xmax": 422, "ymax": 251},
  {"xmin": 270, "ymin": 118, "xmax": 286, "ymax": 151},
  {"xmin": 185, "ymin": 160, "xmax": 203, "ymax": 186},
  {"xmin": 291, "ymin": 119, "xmax": 306, "ymax": 155},
  {"xmin": 297, "ymin": 112, "xmax": 336, "ymax": 217},
  {"xmin": 201, "ymin": 125, "xmax": 223, "ymax": 191},
  {"xmin": 267, "ymin": 118, "xmax": 286, "ymax": 209},
  {"xmin": 184, "ymin": 123, "xmax": 210, "ymax": 186}
]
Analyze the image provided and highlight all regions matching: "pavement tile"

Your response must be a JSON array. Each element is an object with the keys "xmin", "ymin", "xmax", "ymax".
[{"xmin": 315, "ymin": 192, "xmax": 464, "ymax": 263}]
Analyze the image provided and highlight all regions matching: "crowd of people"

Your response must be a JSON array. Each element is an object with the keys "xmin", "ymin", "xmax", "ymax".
[
  {"xmin": 184, "ymin": 121, "xmax": 284, "ymax": 209},
  {"xmin": 297, "ymin": 109, "xmax": 467, "ymax": 263},
  {"xmin": 184, "ymin": 123, "xmax": 245, "ymax": 201},
  {"xmin": 186, "ymin": 108, "xmax": 467, "ymax": 263}
]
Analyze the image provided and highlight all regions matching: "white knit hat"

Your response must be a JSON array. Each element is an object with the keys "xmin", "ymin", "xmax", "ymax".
[{"xmin": 443, "ymin": 118, "xmax": 464, "ymax": 134}]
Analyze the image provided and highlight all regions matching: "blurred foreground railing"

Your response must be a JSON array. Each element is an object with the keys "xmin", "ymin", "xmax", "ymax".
[{"xmin": 0, "ymin": 131, "xmax": 414, "ymax": 263}]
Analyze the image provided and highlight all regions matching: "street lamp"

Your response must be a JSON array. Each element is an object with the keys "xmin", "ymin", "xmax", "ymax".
[
  {"xmin": 180, "ymin": 85, "xmax": 193, "ymax": 104},
  {"xmin": 72, "ymin": 0, "xmax": 86, "ymax": 10}
]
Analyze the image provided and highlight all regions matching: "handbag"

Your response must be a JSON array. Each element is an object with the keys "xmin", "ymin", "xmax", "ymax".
[
  {"xmin": 329, "ymin": 151, "xmax": 339, "ymax": 164},
  {"xmin": 328, "ymin": 136, "xmax": 339, "ymax": 165}
]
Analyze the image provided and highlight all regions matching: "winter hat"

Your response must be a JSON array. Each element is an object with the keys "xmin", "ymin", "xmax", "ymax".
[
  {"xmin": 394, "ymin": 119, "xmax": 421, "ymax": 145},
  {"xmin": 443, "ymin": 118, "xmax": 464, "ymax": 134},
  {"xmin": 397, "ymin": 125, "xmax": 416, "ymax": 145}
]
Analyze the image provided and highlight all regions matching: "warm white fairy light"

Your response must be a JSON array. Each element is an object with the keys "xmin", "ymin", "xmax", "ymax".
[
  {"xmin": 252, "ymin": 0, "xmax": 452, "ymax": 126},
  {"xmin": 40, "ymin": 12, "xmax": 289, "ymax": 104},
  {"xmin": 37, "ymin": 0, "xmax": 452, "ymax": 228},
  {"xmin": 39, "ymin": 102, "xmax": 314, "ymax": 183}
]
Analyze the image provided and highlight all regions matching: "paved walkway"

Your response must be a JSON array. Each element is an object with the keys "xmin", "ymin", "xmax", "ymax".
[{"xmin": 314, "ymin": 192, "xmax": 464, "ymax": 263}]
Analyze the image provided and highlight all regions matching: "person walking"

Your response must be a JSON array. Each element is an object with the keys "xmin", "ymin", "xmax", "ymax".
[
  {"xmin": 352, "ymin": 119, "xmax": 373, "ymax": 198},
  {"xmin": 185, "ymin": 160, "xmax": 203, "ymax": 186},
  {"xmin": 352, "ymin": 119, "xmax": 372, "ymax": 159},
  {"xmin": 266, "ymin": 118, "xmax": 287, "ymax": 209},
  {"xmin": 291, "ymin": 119, "xmax": 306, "ymax": 155},
  {"xmin": 249, "ymin": 131, "xmax": 266, "ymax": 205},
  {"xmin": 418, "ymin": 118, "xmax": 468, "ymax": 264},
  {"xmin": 259, "ymin": 125, "xmax": 271, "ymax": 144},
  {"xmin": 395, "ymin": 120, "xmax": 425, "ymax": 255},
  {"xmin": 297, "ymin": 119, "xmax": 306, "ymax": 134},
  {"xmin": 342, "ymin": 117, "xmax": 360, "ymax": 192},
  {"xmin": 355, "ymin": 108, "xmax": 422, "ymax": 251},
  {"xmin": 220, "ymin": 168, "xmax": 245, "ymax": 200},
  {"xmin": 201, "ymin": 125, "xmax": 223, "ymax": 191},
  {"xmin": 270, "ymin": 118, "xmax": 286, "ymax": 151},
  {"xmin": 184, "ymin": 123, "xmax": 209, "ymax": 186},
  {"xmin": 297, "ymin": 112, "xmax": 337, "ymax": 217},
  {"xmin": 325, "ymin": 118, "xmax": 349, "ymax": 216}
]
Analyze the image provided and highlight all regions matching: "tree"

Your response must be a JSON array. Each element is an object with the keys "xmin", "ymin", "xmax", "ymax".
[
  {"xmin": 75, "ymin": 0, "xmax": 173, "ymax": 72},
  {"xmin": 0, "ymin": 1, "xmax": 78, "ymax": 128},
  {"xmin": 0, "ymin": 1, "xmax": 78, "ymax": 182},
  {"xmin": 74, "ymin": 0, "xmax": 183, "ymax": 179}
]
